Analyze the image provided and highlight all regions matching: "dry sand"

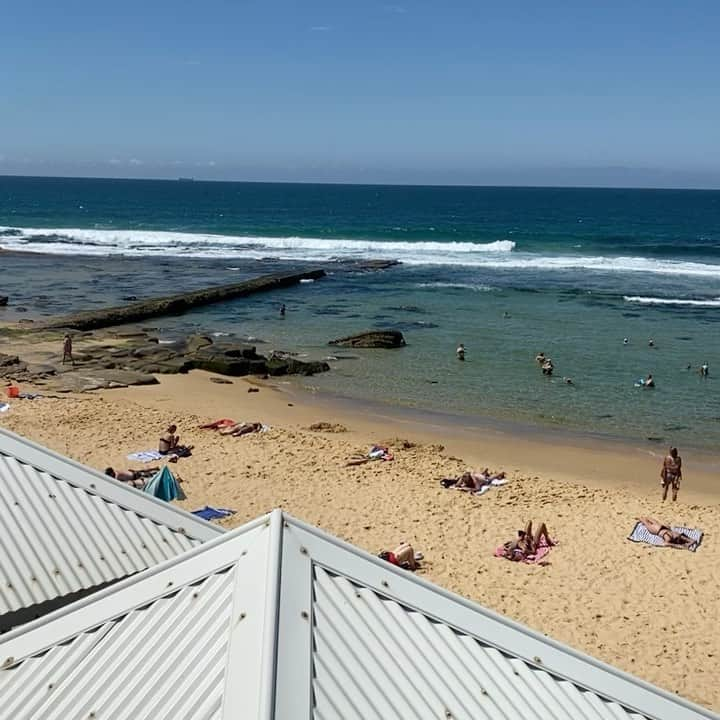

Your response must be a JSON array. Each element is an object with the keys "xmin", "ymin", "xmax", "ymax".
[{"xmin": 1, "ymin": 372, "xmax": 718, "ymax": 711}]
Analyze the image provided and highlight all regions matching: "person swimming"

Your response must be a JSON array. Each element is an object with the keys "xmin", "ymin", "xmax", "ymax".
[
  {"xmin": 623, "ymin": 337, "xmax": 629, "ymax": 345},
  {"xmin": 700, "ymin": 362, "xmax": 709, "ymax": 377},
  {"xmin": 456, "ymin": 343, "xmax": 466, "ymax": 361},
  {"xmin": 644, "ymin": 373, "xmax": 655, "ymax": 388}
]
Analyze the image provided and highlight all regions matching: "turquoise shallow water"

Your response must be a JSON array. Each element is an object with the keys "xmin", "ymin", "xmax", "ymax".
[{"xmin": 1, "ymin": 177, "xmax": 719, "ymax": 450}]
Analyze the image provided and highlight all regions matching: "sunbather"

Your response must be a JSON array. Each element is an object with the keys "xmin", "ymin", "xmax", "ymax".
[
  {"xmin": 219, "ymin": 421, "xmax": 263, "ymax": 437},
  {"xmin": 199, "ymin": 418, "xmax": 236, "ymax": 430},
  {"xmin": 159, "ymin": 424, "xmax": 193, "ymax": 456},
  {"xmin": 637, "ymin": 517, "xmax": 696, "ymax": 548},
  {"xmin": 378, "ymin": 542, "xmax": 422, "ymax": 570},
  {"xmin": 442, "ymin": 469, "xmax": 506, "ymax": 491},
  {"xmin": 501, "ymin": 521, "xmax": 554, "ymax": 561},
  {"xmin": 105, "ymin": 466, "xmax": 158, "ymax": 488}
]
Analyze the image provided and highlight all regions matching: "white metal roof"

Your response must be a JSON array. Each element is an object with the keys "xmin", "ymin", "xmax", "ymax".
[
  {"xmin": 0, "ymin": 510, "xmax": 716, "ymax": 720},
  {"xmin": 0, "ymin": 427, "xmax": 222, "ymax": 629}
]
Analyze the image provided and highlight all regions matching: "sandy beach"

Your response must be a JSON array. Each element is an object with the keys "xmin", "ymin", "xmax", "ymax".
[{"xmin": 1, "ymin": 370, "xmax": 718, "ymax": 711}]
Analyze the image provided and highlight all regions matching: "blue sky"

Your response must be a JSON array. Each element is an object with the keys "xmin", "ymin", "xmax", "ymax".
[{"xmin": 2, "ymin": 1, "xmax": 719, "ymax": 186}]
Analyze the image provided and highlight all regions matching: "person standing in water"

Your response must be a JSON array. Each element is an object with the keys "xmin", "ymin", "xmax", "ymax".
[
  {"xmin": 456, "ymin": 343, "xmax": 466, "ymax": 361},
  {"xmin": 660, "ymin": 447, "xmax": 682, "ymax": 502},
  {"xmin": 644, "ymin": 373, "xmax": 655, "ymax": 388},
  {"xmin": 280, "ymin": 303, "xmax": 286, "ymax": 317},
  {"xmin": 700, "ymin": 362, "xmax": 709, "ymax": 377}
]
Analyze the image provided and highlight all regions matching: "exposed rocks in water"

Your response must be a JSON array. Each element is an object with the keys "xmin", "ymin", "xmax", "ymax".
[
  {"xmin": 337, "ymin": 259, "xmax": 401, "ymax": 271},
  {"xmin": 0, "ymin": 296, "xmax": 8, "ymax": 307},
  {"xmin": 328, "ymin": 330, "xmax": 406, "ymax": 348},
  {"xmin": 0, "ymin": 330, "xmax": 331, "ymax": 392},
  {"xmin": 38, "ymin": 268, "xmax": 327, "ymax": 331}
]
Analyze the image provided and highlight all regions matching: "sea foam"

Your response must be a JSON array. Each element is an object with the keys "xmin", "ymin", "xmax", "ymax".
[{"xmin": 624, "ymin": 295, "xmax": 720, "ymax": 307}]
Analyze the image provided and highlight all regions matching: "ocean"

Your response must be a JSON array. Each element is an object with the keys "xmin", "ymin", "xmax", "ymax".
[{"xmin": 2, "ymin": 176, "xmax": 720, "ymax": 451}]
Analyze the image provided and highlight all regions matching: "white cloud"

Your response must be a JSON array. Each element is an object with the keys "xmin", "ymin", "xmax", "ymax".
[{"xmin": 129, "ymin": 158, "xmax": 143, "ymax": 166}]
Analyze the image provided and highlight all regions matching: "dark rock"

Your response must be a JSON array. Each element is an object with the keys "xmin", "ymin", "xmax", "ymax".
[
  {"xmin": 0, "ymin": 296, "xmax": 8, "ymax": 306},
  {"xmin": 0, "ymin": 354, "xmax": 20, "ymax": 367},
  {"xmin": 328, "ymin": 330, "xmax": 406, "ymax": 348},
  {"xmin": 266, "ymin": 357, "xmax": 330, "ymax": 376},
  {"xmin": 40, "ymin": 269, "xmax": 327, "ymax": 331},
  {"xmin": 187, "ymin": 353, "xmax": 252, "ymax": 376},
  {"xmin": 210, "ymin": 377, "xmax": 233, "ymax": 384},
  {"xmin": 186, "ymin": 334, "xmax": 214, "ymax": 353}
]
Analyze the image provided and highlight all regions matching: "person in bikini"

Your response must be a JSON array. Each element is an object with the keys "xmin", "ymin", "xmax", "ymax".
[
  {"xmin": 502, "ymin": 520, "xmax": 554, "ymax": 561},
  {"xmin": 660, "ymin": 446, "xmax": 682, "ymax": 501},
  {"xmin": 105, "ymin": 466, "xmax": 158, "ymax": 489},
  {"xmin": 637, "ymin": 517, "xmax": 695, "ymax": 548},
  {"xmin": 219, "ymin": 421, "xmax": 263, "ymax": 437},
  {"xmin": 159, "ymin": 424, "xmax": 193, "ymax": 457},
  {"xmin": 378, "ymin": 542, "xmax": 422, "ymax": 570}
]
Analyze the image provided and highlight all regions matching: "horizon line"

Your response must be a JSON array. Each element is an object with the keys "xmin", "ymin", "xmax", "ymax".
[{"xmin": 1, "ymin": 172, "xmax": 720, "ymax": 193}]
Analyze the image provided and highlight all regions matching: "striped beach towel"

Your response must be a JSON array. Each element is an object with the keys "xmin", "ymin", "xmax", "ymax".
[{"xmin": 628, "ymin": 522, "xmax": 703, "ymax": 552}]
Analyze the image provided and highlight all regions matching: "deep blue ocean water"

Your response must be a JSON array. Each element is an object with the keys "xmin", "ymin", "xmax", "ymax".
[{"xmin": 1, "ymin": 176, "xmax": 719, "ymax": 451}]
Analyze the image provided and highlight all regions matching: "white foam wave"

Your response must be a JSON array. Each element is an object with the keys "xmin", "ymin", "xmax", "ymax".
[
  {"xmin": 415, "ymin": 282, "xmax": 494, "ymax": 292},
  {"xmin": 3, "ymin": 226, "xmax": 720, "ymax": 278},
  {"xmin": 624, "ymin": 295, "xmax": 720, "ymax": 307},
  {"xmin": 0, "ymin": 226, "xmax": 514, "ymax": 264}
]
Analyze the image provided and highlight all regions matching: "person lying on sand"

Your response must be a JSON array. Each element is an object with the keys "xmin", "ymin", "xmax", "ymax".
[
  {"xmin": 637, "ymin": 517, "xmax": 696, "ymax": 548},
  {"xmin": 219, "ymin": 421, "xmax": 263, "ymax": 437},
  {"xmin": 441, "ymin": 469, "xmax": 506, "ymax": 491},
  {"xmin": 501, "ymin": 521, "xmax": 554, "ymax": 561},
  {"xmin": 159, "ymin": 424, "xmax": 193, "ymax": 457},
  {"xmin": 378, "ymin": 542, "xmax": 423, "ymax": 571},
  {"xmin": 105, "ymin": 466, "xmax": 159, "ymax": 488},
  {"xmin": 199, "ymin": 418, "xmax": 236, "ymax": 430}
]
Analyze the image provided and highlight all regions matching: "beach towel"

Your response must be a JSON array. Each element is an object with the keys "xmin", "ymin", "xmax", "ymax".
[
  {"xmin": 191, "ymin": 506, "xmax": 236, "ymax": 521},
  {"xmin": 494, "ymin": 537, "xmax": 555, "ymax": 564},
  {"xmin": 143, "ymin": 466, "xmax": 182, "ymax": 502},
  {"xmin": 128, "ymin": 450, "xmax": 163, "ymax": 462},
  {"xmin": 0, "ymin": 403, "xmax": 9, "ymax": 413},
  {"xmin": 627, "ymin": 522, "xmax": 703, "ymax": 551}
]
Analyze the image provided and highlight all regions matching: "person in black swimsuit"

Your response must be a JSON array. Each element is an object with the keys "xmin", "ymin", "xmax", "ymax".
[{"xmin": 637, "ymin": 517, "xmax": 695, "ymax": 548}]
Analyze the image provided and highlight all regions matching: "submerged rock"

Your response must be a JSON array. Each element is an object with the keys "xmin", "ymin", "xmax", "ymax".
[{"xmin": 328, "ymin": 330, "xmax": 406, "ymax": 349}]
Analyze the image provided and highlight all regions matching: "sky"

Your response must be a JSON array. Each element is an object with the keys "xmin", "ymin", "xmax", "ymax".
[{"xmin": 2, "ymin": 1, "xmax": 719, "ymax": 187}]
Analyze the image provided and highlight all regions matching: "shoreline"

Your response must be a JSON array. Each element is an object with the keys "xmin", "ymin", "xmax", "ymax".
[{"xmin": 101, "ymin": 370, "xmax": 720, "ymax": 503}]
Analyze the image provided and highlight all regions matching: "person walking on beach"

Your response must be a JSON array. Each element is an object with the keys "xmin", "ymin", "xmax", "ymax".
[
  {"xmin": 661, "ymin": 446, "xmax": 682, "ymax": 501},
  {"xmin": 62, "ymin": 334, "xmax": 74, "ymax": 365},
  {"xmin": 456, "ymin": 343, "xmax": 466, "ymax": 361}
]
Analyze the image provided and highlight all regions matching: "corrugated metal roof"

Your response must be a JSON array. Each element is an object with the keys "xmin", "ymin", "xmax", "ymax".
[
  {"xmin": 0, "ymin": 510, "xmax": 716, "ymax": 720},
  {"xmin": 0, "ymin": 428, "xmax": 222, "ymax": 625},
  {"xmin": 312, "ymin": 567, "xmax": 645, "ymax": 720}
]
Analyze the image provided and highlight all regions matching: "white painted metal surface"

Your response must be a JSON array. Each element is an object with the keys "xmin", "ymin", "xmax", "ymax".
[
  {"xmin": 0, "ymin": 510, "xmax": 716, "ymax": 720},
  {"xmin": 0, "ymin": 428, "xmax": 221, "ymax": 621}
]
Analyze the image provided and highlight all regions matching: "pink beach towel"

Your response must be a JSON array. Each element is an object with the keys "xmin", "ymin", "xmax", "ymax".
[{"xmin": 494, "ymin": 537, "xmax": 555, "ymax": 564}]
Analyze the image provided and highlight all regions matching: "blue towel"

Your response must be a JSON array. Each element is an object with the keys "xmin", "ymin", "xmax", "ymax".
[
  {"xmin": 191, "ymin": 506, "xmax": 236, "ymax": 521},
  {"xmin": 628, "ymin": 522, "xmax": 703, "ymax": 552},
  {"xmin": 143, "ymin": 466, "xmax": 181, "ymax": 502}
]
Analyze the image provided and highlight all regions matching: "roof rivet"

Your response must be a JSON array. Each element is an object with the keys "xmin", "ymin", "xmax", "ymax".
[
  {"xmin": 48, "ymin": 683, "xmax": 54, "ymax": 690},
  {"xmin": 481, "ymin": 688, "xmax": 488, "ymax": 695},
  {"xmin": 300, "ymin": 547, "xmax": 308, "ymax": 555},
  {"xmin": 239, "ymin": 612, "xmax": 247, "ymax": 621},
  {"xmin": 99, "ymin": 557, "xmax": 105, "ymax": 562},
  {"xmin": 355, "ymin": 592, "xmax": 361, "ymax": 599},
  {"xmin": 53, "ymin": 569, "xmax": 60, "ymax": 575},
  {"xmin": 193, "ymin": 592, "xmax": 199, "ymax": 598},
  {"xmin": 90, "ymin": 484, "xmax": 95, "ymax": 489},
  {"xmin": 31, "ymin": 576, "xmax": 37, "ymax": 582},
  {"xmin": 445, "ymin": 710, "xmax": 453, "ymax": 718},
  {"xmin": 301, "ymin": 611, "xmax": 309, "ymax": 620},
  {"xmin": 7, "ymin": 583, "xmax": 13, "ymax": 589},
  {"xmin": 381, "ymin": 581, "xmax": 389, "ymax": 588},
  {"xmin": 167, "ymin": 581, "xmax": 173, "ymax": 587},
  {"xmin": 533, "ymin": 656, "xmax": 542, "ymax": 664},
  {"xmin": 179, "ymin": 527, "xmax": 187, "ymax": 534},
  {"xmin": 2, "ymin": 657, "xmax": 14, "ymax": 668},
  {"xmin": 241, "ymin": 550, "xmax": 247, "ymax": 556}
]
